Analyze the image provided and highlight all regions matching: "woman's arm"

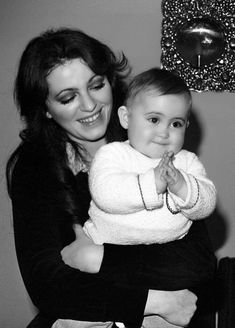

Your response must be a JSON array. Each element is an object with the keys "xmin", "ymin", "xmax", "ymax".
[
  {"xmin": 63, "ymin": 218, "xmax": 216, "ymax": 292},
  {"xmin": 11, "ymin": 154, "xmax": 148, "ymax": 326},
  {"xmin": 12, "ymin": 152, "xmax": 197, "ymax": 326},
  {"xmin": 61, "ymin": 227, "xmax": 197, "ymax": 327},
  {"xmin": 145, "ymin": 289, "xmax": 197, "ymax": 327}
]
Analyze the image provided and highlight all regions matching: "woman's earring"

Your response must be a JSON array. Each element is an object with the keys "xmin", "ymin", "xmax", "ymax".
[{"xmin": 46, "ymin": 112, "xmax": 52, "ymax": 119}]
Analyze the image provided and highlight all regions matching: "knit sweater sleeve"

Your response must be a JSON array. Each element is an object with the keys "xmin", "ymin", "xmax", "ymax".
[
  {"xmin": 167, "ymin": 150, "xmax": 217, "ymax": 220},
  {"xmin": 89, "ymin": 142, "xmax": 163, "ymax": 214},
  {"xmin": 11, "ymin": 148, "xmax": 147, "ymax": 325}
]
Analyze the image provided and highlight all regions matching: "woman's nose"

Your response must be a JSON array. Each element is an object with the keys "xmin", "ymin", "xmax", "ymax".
[{"xmin": 80, "ymin": 92, "xmax": 96, "ymax": 112}]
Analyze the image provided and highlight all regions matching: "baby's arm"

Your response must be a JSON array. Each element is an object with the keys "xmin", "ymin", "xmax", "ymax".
[{"xmin": 166, "ymin": 151, "xmax": 216, "ymax": 220}]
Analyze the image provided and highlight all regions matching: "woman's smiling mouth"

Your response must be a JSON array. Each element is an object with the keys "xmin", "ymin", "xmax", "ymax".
[{"xmin": 78, "ymin": 110, "xmax": 101, "ymax": 124}]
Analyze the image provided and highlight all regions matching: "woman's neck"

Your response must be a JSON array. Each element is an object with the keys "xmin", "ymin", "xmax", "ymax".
[{"xmin": 81, "ymin": 138, "xmax": 107, "ymax": 162}]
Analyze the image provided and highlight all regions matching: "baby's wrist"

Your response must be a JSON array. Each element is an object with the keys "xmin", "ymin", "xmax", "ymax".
[
  {"xmin": 169, "ymin": 177, "xmax": 187, "ymax": 200},
  {"xmin": 155, "ymin": 179, "xmax": 167, "ymax": 194}
]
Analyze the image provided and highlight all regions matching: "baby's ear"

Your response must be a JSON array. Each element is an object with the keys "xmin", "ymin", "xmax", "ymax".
[{"xmin": 118, "ymin": 106, "xmax": 129, "ymax": 129}]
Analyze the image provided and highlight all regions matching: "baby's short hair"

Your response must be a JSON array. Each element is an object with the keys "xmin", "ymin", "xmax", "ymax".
[{"xmin": 125, "ymin": 68, "xmax": 191, "ymax": 107}]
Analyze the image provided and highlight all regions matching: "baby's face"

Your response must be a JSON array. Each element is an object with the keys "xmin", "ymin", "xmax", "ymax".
[{"xmin": 127, "ymin": 91, "xmax": 190, "ymax": 159}]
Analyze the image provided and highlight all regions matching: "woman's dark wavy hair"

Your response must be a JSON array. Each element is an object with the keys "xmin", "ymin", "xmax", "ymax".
[{"xmin": 6, "ymin": 27, "xmax": 129, "ymax": 224}]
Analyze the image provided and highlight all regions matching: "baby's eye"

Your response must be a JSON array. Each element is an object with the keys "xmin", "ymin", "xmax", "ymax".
[
  {"xmin": 149, "ymin": 117, "xmax": 159, "ymax": 124},
  {"xmin": 171, "ymin": 121, "xmax": 184, "ymax": 128}
]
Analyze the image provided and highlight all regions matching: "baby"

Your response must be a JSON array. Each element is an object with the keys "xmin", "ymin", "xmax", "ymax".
[{"xmin": 84, "ymin": 68, "xmax": 216, "ymax": 246}]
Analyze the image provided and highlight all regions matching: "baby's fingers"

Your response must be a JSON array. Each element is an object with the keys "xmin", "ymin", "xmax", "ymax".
[
  {"xmin": 162, "ymin": 152, "xmax": 172, "ymax": 166},
  {"xmin": 160, "ymin": 168, "xmax": 167, "ymax": 180},
  {"xmin": 167, "ymin": 150, "xmax": 174, "ymax": 158},
  {"xmin": 167, "ymin": 166, "xmax": 178, "ymax": 179}
]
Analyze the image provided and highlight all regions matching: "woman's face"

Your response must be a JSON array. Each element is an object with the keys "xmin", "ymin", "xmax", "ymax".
[{"xmin": 46, "ymin": 58, "xmax": 113, "ymax": 145}]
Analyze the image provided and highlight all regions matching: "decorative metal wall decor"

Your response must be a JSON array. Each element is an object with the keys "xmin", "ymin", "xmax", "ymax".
[{"xmin": 161, "ymin": 0, "xmax": 235, "ymax": 92}]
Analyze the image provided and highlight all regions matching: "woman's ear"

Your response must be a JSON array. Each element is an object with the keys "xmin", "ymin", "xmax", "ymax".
[
  {"xmin": 118, "ymin": 106, "xmax": 129, "ymax": 129},
  {"xmin": 46, "ymin": 111, "xmax": 52, "ymax": 119}
]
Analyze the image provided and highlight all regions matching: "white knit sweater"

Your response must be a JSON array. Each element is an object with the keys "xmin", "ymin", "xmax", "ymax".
[{"xmin": 83, "ymin": 141, "xmax": 216, "ymax": 245}]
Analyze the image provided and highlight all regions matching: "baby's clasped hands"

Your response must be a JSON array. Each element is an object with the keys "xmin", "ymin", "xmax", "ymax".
[
  {"xmin": 154, "ymin": 151, "xmax": 172, "ymax": 194},
  {"xmin": 154, "ymin": 151, "xmax": 187, "ymax": 200}
]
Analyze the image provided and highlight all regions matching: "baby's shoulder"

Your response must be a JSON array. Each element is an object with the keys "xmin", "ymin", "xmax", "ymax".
[
  {"xmin": 98, "ymin": 141, "xmax": 129, "ymax": 153},
  {"xmin": 177, "ymin": 149, "xmax": 197, "ymax": 160},
  {"xmin": 94, "ymin": 141, "xmax": 130, "ymax": 160},
  {"xmin": 175, "ymin": 149, "xmax": 201, "ymax": 170}
]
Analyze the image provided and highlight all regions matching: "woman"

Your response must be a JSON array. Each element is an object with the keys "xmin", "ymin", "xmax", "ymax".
[{"xmin": 6, "ymin": 27, "xmax": 207, "ymax": 328}]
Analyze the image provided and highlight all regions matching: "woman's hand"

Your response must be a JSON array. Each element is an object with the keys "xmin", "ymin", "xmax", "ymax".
[
  {"xmin": 61, "ymin": 224, "xmax": 104, "ymax": 273},
  {"xmin": 144, "ymin": 289, "xmax": 197, "ymax": 327}
]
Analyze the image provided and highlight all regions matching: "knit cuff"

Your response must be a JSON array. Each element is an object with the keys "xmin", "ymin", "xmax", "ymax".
[
  {"xmin": 137, "ymin": 169, "xmax": 163, "ymax": 211},
  {"xmin": 168, "ymin": 171, "xmax": 199, "ymax": 209}
]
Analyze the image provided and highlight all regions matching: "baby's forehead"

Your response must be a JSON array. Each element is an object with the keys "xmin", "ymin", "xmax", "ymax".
[
  {"xmin": 130, "ymin": 89, "xmax": 190, "ymax": 104},
  {"xmin": 127, "ymin": 89, "xmax": 158, "ymax": 105},
  {"xmin": 129, "ymin": 91, "xmax": 190, "ymax": 116}
]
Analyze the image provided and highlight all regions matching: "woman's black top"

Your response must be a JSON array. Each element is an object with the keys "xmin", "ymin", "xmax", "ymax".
[{"xmin": 11, "ymin": 143, "xmax": 216, "ymax": 327}]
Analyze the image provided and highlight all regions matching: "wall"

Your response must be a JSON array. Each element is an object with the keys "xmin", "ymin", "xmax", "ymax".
[{"xmin": 0, "ymin": 1, "xmax": 234, "ymax": 327}]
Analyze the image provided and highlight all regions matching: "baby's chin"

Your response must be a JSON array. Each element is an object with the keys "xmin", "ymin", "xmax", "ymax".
[{"xmin": 145, "ymin": 151, "xmax": 165, "ymax": 159}]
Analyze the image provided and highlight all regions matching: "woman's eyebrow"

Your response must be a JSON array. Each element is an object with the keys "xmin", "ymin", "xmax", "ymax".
[
  {"xmin": 89, "ymin": 74, "xmax": 102, "ymax": 81},
  {"xmin": 55, "ymin": 74, "xmax": 101, "ymax": 97}
]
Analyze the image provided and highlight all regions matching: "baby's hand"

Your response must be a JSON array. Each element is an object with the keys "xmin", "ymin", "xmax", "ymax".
[
  {"xmin": 165, "ymin": 157, "xmax": 187, "ymax": 200},
  {"xmin": 154, "ymin": 152, "xmax": 171, "ymax": 194}
]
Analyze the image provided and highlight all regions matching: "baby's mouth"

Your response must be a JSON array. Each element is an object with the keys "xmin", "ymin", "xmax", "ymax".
[{"xmin": 153, "ymin": 140, "xmax": 169, "ymax": 146}]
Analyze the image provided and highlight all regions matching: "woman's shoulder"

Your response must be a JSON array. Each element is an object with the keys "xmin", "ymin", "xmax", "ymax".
[{"xmin": 12, "ymin": 142, "xmax": 52, "ymax": 183}]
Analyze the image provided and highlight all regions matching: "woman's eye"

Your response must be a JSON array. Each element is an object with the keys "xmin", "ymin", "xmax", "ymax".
[
  {"xmin": 90, "ymin": 81, "xmax": 105, "ymax": 90},
  {"xmin": 149, "ymin": 117, "xmax": 159, "ymax": 124},
  {"xmin": 172, "ymin": 121, "xmax": 184, "ymax": 128},
  {"xmin": 60, "ymin": 95, "xmax": 76, "ymax": 105},
  {"xmin": 90, "ymin": 76, "xmax": 106, "ymax": 90}
]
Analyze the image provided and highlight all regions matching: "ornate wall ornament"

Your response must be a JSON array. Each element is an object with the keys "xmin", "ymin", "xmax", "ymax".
[{"xmin": 161, "ymin": 0, "xmax": 235, "ymax": 92}]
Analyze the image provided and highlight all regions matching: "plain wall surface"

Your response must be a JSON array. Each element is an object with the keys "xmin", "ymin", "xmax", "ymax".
[{"xmin": 0, "ymin": 1, "xmax": 234, "ymax": 327}]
